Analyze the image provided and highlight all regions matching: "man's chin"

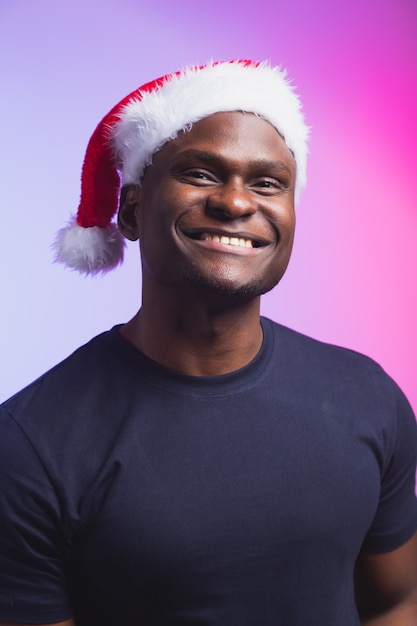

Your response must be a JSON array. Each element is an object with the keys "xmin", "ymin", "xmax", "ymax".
[{"xmin": 183, "ymin": 270, "xmax": 282, "ymax": 301}]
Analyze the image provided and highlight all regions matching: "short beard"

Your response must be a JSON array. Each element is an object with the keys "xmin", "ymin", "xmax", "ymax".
[{"xmin": 183, "ymin": 266, "xmax": 283, "ymax": 301}]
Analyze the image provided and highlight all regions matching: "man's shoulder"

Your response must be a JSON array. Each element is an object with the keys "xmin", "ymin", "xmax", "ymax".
[
  {"xmin": 1, "ymin": 327, "xmax": 119, "ymax": 419},
  {"xmin": 265, "ymin": 317, "xmax": 415, "ymax": 431},
  {"xmin": 266, "ymin": 316, "xmax": 379, "ymax": 362},
  {"xmin": 264, "ymin": 317, "xmax": 395, "ymax": 389}
]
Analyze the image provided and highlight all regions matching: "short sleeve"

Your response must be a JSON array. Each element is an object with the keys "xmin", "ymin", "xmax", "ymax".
[
  {"xmin": 362, "ymin": 379, "xmax": 417, "ymax": 553},
  {"xmin": 0, "ymin": 407, "xmax": 73, "ymax": 623}
]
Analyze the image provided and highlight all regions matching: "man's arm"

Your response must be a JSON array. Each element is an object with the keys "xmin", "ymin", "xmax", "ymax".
[{"xmin": 355, "ymin": 530, "xmax": 417, "ymax": 625}]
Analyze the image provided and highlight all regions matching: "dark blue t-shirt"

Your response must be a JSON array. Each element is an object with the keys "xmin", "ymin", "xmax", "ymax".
[{"xmin": 1, "ymin": 318, "xmax": 417, "ymax": 625}]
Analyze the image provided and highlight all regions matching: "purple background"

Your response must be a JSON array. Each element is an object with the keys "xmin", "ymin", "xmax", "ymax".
[{"xmin": 1, "ymin": 0, "xmax": 416, "ymax": 417}]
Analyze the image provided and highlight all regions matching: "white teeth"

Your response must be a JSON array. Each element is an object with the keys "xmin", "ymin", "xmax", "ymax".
[{"xmin": 201, "ymin": 233, "xmax": 254, "ymax": 248}]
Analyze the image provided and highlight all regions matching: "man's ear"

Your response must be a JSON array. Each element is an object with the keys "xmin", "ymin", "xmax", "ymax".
[{"xmin": 118, "ymin": 184, "xmax": 142, "ymax": 241}]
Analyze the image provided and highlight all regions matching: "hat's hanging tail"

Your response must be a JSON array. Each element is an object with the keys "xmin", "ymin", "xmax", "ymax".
[{"xmin": 52, "ymin": 89, "xmax": 145, "ymax": 275}]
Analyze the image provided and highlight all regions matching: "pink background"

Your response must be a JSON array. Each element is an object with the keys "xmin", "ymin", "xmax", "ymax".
[{"xmin": 1, "ymin": 0, "xmax": 416, "ymax": 418}]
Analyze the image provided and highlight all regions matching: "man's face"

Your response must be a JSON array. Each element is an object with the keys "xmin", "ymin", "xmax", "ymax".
[{"xmin": 130, "ymin": 111, "xmax": 296, "ymax": 301}]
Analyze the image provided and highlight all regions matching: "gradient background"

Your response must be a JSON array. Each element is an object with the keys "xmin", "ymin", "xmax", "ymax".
[{"xmin": 1, "ymin": 0, "xmax": 416, "ymax": 421}]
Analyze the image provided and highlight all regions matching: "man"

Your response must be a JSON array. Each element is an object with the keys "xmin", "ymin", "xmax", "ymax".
[{"xmin": 0, "ymin": 60, "xmax": 416, "ymax": 625}]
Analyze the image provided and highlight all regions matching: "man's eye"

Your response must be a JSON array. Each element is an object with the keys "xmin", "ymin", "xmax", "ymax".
[
  {"xmin": 189, "ymin": 171, "xmax": 208, "ymax": 179},
  {"xmin": 254, "ymin": 179, "xmax": 281, "ymax": 191},
  {"xmin": 181, "ymin": 169, "xmax": 216, "ymax": 183}
]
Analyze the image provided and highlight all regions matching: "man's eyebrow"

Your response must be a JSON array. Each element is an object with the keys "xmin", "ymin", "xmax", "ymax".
[
  {"xmin": 173, "ymin": 150, "xmax": 293, "ymax": 173},
  {"xmin": 250, "ymin": 158, "xmax": 293, "ymax": 173},
  {"xmin": 173, "ymin": 150, "xmax": 220, "ymax": 162}
]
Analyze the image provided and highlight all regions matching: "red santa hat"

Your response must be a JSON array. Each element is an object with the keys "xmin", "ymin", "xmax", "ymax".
[{"xmin": 53, "ymin": 60, "xmax": 309, "ymax": 275}]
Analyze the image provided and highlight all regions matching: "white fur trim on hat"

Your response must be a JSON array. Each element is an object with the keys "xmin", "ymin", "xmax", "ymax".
[
  {"xmin": 112, "ymin": 61, "xmax": 309, "ymax": 203},
  {"xmin": 53, "ymin": 217, "xmax": 125, "ymax": 275}
]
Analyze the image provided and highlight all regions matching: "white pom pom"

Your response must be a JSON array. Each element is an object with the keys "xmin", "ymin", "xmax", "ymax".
[{"xmin": 52, "ymin": 217, "xmax": 125, "ymax": 275}]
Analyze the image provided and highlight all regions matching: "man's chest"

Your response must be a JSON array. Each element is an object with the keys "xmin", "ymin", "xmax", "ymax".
[{"xmin": 69, "ymin": 400, "xmax": 381, "ymax": 621}]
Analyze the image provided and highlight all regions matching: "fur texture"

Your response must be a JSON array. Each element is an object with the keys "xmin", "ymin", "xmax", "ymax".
[
  {"xmin": 53, "ymin": 217, "xmax": 125, "ymax": 275},
  {"xmin": 112, "ymin": 61, "xmax": 309, "ymax": 203}
]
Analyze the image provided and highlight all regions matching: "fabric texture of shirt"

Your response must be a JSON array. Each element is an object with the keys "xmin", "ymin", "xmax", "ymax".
[{"xmin": 1, "ymin": 317, "xmax": 417, "ymax": 625}]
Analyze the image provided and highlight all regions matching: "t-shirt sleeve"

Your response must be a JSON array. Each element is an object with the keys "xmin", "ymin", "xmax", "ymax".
[
  {"xmin": 361, "ymin": 377, "xmax": 417, "ymax": 553},
  {"xmin": 0, "ymin": 406, "xmax": 73, "ymax": 623}
]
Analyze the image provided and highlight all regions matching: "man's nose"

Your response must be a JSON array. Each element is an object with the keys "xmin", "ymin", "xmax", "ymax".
[{"xmin": 206, "ymin": 181, "xmax": 256, "ymax": 219}]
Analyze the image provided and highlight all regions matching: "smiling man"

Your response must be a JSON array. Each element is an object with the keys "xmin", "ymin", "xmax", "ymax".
[{"xmin": 0, "ymin": 60, "xmax": 417, "ymax": 626}]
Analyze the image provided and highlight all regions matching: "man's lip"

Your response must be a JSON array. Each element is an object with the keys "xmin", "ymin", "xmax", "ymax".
[{"xmin": 181, "ymin": 228, "xmax": 272, "ymax": 248}]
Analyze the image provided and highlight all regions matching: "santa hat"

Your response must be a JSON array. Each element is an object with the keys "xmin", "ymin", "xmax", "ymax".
[{"xmin": 53, "ymin": 60, "xmax": 309, "ymax": 275}]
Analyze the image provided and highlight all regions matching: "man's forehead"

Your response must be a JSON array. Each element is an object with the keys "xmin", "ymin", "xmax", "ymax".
[
  {"xmin": 161, "ymin": 111, "xmax": 295, "ymax": 161},
  {"xmin": 145, "ymin": 111, "xmax": 296, "ymax": 184}
]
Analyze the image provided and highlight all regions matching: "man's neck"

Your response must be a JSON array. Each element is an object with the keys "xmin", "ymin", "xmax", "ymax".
[{"xmin": 120, "ymin": 292, "xmax": 263, "ymax": 377}]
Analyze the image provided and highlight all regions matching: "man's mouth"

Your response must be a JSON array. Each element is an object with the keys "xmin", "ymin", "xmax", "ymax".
[{"xmin": 186, "ymin": 232, "xmax": 264, "ymax": 249}]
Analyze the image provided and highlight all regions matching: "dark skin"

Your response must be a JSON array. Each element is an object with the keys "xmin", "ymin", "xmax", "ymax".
[
  {"xmin": 118, "ymin": 111, "xmax": 296, "ymax": 376},
  {"xmin": 355, "ymin": 532, "xmax": 417, "ymax": 624},
  {"xmin": 2, "ymin": 112, "xmax": 416, "ymax": 626}
]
